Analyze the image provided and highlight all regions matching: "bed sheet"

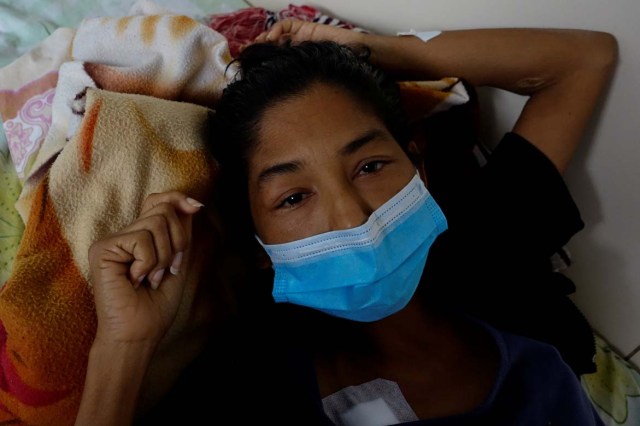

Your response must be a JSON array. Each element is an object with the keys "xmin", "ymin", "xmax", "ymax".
[{"xmin": 582, "ymin": 333, "xmax": 640, "ymax": 425}]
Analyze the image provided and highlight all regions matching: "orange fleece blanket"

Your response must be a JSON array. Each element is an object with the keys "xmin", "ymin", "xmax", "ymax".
[{"xmin": 0, "ymin": 88, "xmax": 220, "ymax": 425}]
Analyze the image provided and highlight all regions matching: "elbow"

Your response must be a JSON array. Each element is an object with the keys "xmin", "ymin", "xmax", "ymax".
[
  {"xmin": 559, "ymin": 31, "xmax": 618, "ymax": 85},
  {"xmin": 587, "ymin": 31, "xmax": 618, "ymax": 72},
  {"xmin": 523, "ymin": 30, "xmax": 618, "ymax": 95}
]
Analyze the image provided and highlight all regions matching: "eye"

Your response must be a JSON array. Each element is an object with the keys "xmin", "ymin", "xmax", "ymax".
[
  {"xmin": 277, "ymin": 192, "xmax": 308, "ymax": 209},
  {"xmin": 358, "ymin": 160, "xmax": 390, "ymax": 176}
]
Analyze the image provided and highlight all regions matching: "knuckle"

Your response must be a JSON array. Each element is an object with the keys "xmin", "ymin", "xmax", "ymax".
[
  {"xmin": 88, "ymin": 241, "xmax": 102, "ymax": 262},
  {"xmin": 149, "ymin": 202, "xmax": 171, "ymax": 216},
  {"xmin": 137, "ymin": 228, "xmax": 155, "ymax": 246},
  {"xmin": 88, "ymin": 239, "xmax": 102, "ymax": 253},
  {"xmin": 89, "ymin": 235, "xmax": 113, "ymax": 256},
  {"xmin": 143, "ymin": 192, "xmax": 160, "ymax": 206},
  {"xmin": 147, "ymin": 214, "xmax": 168, "ymax": 229}
]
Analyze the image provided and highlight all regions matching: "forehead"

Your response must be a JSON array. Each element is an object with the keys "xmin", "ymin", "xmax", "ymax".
[{"xmin": 251, "ymin": 83, "xmax": 387, "ymax": 167}]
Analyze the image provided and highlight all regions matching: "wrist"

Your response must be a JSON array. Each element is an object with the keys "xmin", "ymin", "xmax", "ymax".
[
  {"xmin": 76, "ymin": 339, "xmax": 156, "ymax": 425},
  {"xmin": 362, "ymin": 33, "xmax": 418, "ymax": 74},
  {"xmin": 361, "ymin": 31, "xmax": 450, "ymax": 81},
  {"xmin": 89, "ymin": 337, "xmax": 156, "ymax": 366}
]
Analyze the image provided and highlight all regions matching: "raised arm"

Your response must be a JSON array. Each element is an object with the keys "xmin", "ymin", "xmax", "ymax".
[
  {"xmin": 76, "ymin": 192, "xmax": 203, "ymax": 425},
  {"xmin": 257, "ymin": 22, "xmax": 618, "ymax": 173}
]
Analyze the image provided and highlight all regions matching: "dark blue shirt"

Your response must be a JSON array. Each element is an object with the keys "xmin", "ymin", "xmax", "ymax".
[{"xmin": 402, "ymin": 317, "xmax": 604, "ymax": 425}]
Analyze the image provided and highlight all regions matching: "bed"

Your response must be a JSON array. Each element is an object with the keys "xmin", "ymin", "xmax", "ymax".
[{"xmin": 0, "ymin": 1, "xmax": 638, "ymax": 424}]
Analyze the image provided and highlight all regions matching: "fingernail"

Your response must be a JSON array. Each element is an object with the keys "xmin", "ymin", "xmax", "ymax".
[
  {"xmin": 133, "ymin": 275, "xmax": 145, "ymax": 290},
  {"xmin": 186, "ymin": 197, "xmax": 204, "ymax": 208},
  {"xmin": 170, "ymin": 252, "xmax": 183, "ymax": 276},
  {"xmin": 134, "ymin": 274, "xmax": 146, "ymax": 290},
  {"xmin": 151, "ymin": 269, "xmax": 165, "ymax": 290}
]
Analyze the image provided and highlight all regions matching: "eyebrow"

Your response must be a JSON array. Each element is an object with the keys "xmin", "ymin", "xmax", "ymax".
[
  {"xmin": 256, "ymin": 128, "xmax": 388, "ymax": 185},
  {"xmin": 339, "ymin": 129, "xmax": 387, "ymax": 156},
  {"xmin": 257, "ymin": 161, "xmax": 302, "ymax": 185}
]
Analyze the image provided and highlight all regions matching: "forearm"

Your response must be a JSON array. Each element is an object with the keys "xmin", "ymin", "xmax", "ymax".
[
  {"xmin": 365, "ymin": 29, "xmax": 615, "ymax": 92},
  {"xmin": 75, "ymin": 340, "xmax": 155, "ymax": 426},
  {"xmin": 363, "ymin": 29, "xmax": 618, "ymax": 172}
]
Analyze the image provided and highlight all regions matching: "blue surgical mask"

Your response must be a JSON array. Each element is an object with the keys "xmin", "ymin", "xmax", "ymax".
[{"xmin": 257, "ymin": 173, "xmax": 447, "ymax": 322}]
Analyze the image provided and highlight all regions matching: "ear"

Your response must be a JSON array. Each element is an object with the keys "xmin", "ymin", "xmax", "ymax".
[{"xmin": 407, "ymin": 140, "xmax": 428, "ymax": 186}]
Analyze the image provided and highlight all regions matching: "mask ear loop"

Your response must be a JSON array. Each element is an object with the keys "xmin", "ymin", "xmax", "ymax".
[{"xmin": 256, "ymin": 245, "xmax": 273, "ymax": 270}]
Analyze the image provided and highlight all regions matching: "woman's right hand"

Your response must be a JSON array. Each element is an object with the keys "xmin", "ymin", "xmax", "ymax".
[
  {"xmin": 87, "ymin": 191, "xmax": 204, "ymax": 348},
  {"xmin": 253, "ymin": 19, "xmax": 369, "ymax": 47}
]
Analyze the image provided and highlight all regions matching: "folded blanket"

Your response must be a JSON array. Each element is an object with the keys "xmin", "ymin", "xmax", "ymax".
[
  {"xmin": 0, "ymin": 88, "xmax": 220, "ymax": 425},
  {"xmin": 14, "ymin": 13, "xmax": 236, "ymax": 225}
]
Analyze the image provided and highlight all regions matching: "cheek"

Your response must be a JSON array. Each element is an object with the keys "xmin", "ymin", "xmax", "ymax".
[
  {"xmin": 252, "ymin": 209, "xmax": 327, "ymax": 245},
  {"xmin": 249, "ymin": 190, "xmax": 329, "ymax": 244},
  {"xmin": 361, "ymin": 161, "xmax": 416, "ymax": 210},
  {"xmin": 248, "ymin": 196, "xmax": 289, "ymax": 244}
]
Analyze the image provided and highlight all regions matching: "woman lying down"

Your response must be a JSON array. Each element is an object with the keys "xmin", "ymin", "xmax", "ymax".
[{"xmin": 75, "ymin": 19, "xmax": 617, "ymax": 425}]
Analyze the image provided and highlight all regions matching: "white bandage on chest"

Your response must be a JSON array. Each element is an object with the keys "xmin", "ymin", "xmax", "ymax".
[{"xmin": 322, "ymin": 378, "xmax": 419, "ymax": 426}]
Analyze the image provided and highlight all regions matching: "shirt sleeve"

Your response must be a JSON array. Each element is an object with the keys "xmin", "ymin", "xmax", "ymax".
[
  {"xmin": 421, "ymin": 132, "xmax": 597, "ymax": 376},
  {"xmin": 442, "ymin": 131, "xmax": 585, "ymax": 260}
]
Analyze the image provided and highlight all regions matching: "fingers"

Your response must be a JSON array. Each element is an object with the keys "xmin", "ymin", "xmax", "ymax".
[
  {"xmin": 89, "ymin": 229, "xmax": 157, "ymax": 290},
  {"xmin": 264, "ymin": 20, "xmax": 289, "ymax": 41},
  {"xmin": 120, "ymin": 230, "xmax": 159, "ymax": 286},
  {"xmin": 123, "ymin": 219, "xmax": 172, "ymax": 288},
  {"xmin": 141, "ymin": 191, "xmax": 204, "ymax": 217},
  {"xmin": 120, "ymin": 192, "xmax": 203, "ymax": 289},
  {"xmin": 253, "ymin": 19, "xmax": 362, "ymax": 48},
  {"xmin": 255, "ymin": 19, "xmax": 305, "ymax": 44},
  {"xmin": 88, "ymin": 228, "xmax": 187, "ymax": 345},
  {"xmin": 254, "ymin": 21, "xmax": 281, "ymax": 43}
]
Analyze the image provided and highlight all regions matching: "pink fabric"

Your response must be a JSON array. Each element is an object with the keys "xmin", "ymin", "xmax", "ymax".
[
  {"xmin": 208, "ymin": 7, "xmax": 269, "ymax": 58},
  {"xmin": 4, "ymin": 89, "xmax": 55, "ymax": 178}
]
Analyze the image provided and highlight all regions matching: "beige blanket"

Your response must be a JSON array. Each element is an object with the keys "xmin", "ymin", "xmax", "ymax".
[{"xmin": 0, "ymin": 88, "xmax": 223, "ymax": 425}]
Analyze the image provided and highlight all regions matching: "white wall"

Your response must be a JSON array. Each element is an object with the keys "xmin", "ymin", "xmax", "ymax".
[{"xmin": 250, "ymin": 0, "xmax": 640, "ymax": 359}]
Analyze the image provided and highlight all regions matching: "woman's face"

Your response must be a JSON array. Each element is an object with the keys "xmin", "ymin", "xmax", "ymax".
[{"xmin": 247, "ymin": 82, "xmax": 417, "ymax": 244}]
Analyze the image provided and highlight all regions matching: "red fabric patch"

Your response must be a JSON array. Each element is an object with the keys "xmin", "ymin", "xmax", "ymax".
[
  {"xmin": 208, "ymin": 7, "xmax": 269, "ymax": 58},
  {"xmin": 278, "ymin": 4, "xmax": 319, "ymax": 21},
  {"xmin": 0, "ymin": 321, "xmax": 69, "ymax": 407},
  {"xmin": 206, "ymin": 4, "xmax": 363, "ymax": 58}
]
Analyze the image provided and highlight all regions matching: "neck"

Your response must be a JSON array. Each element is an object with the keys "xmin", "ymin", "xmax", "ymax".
[
  {"xmin": 362, "ymin": 297, "xmax": 454, "ymax": 359},
  {"xmin": 312, "ymin": 296, "xmax": 472, "ymax": 397},
  {"xmin": 312, "ymin": 296, "xmax": 500, "ymax": 418}
]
